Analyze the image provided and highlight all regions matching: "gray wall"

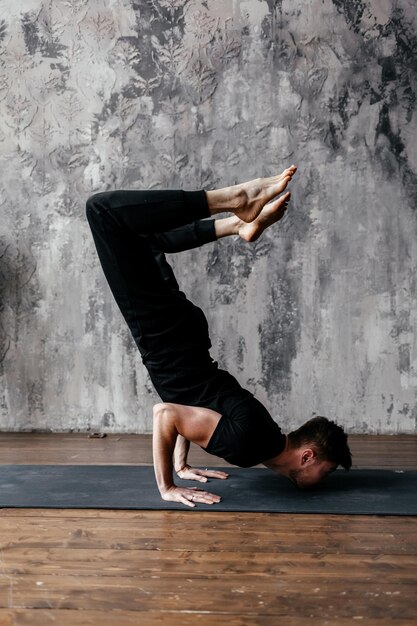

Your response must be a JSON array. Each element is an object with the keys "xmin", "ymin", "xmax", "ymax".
[{"xmin": 1, "ymin": 0, "xmax": 416, "ymax": 434}]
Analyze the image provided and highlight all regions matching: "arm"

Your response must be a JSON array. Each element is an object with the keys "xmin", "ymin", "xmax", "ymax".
[
  {"xmin": 152, "ymin": 403, "xmax": 178, "ymax": 497},
  {"xmin": 152, "ymin": 403, "xmax": 225, "ymax": 507},
  {"xmin": 174, "ymin": 433, "xmax": 229, "ymax": 483},
  {"xmin": 174, "ymin": 434, "xmax": 190, "ymax": 473}
]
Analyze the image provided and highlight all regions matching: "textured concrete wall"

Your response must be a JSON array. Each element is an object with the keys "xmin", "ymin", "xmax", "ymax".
[{"xmin": 1, "ymin": 0, "xmax": 416, "ymax": 434}]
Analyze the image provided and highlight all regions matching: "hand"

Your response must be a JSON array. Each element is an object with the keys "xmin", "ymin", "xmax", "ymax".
[
  {"xmin": 176, "ymin": 465, "xmax": 229, "ymax": 483},
  {"xmin": 161, "ymin": 485, "xmax": 221, "ymax": 508}
]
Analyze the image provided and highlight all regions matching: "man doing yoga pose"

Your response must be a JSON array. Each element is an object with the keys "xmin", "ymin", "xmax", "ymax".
[{"xmin": 86, "ymin": 165, "xmax": 351, "ymax": 507}]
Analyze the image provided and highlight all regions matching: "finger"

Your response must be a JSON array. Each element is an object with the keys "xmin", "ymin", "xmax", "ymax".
[
  {"xmin": 162, "ymin": 492, "xmax": 195, "ymax": 507},
  {"xmin": 179, "ymin": 468, "xmax": 201, "ymax": 478},
  {"xmin": 181, "ymin": 496, "xmax": 195, "ymax": 508},
  {"xmin": 202, "ymin": 470, "xmax": 229, "ymax": 479},
  {"xmin": 192, "ymin": 491, "xmax": 222, "ymax": 503},
  {"xmin": 192, "ymin": 474, "xmax": 208, "ymax": 483},
  {"xmin": 199, "ymin": 496, "xmax": 221, "ymax": 504},
  {"xmin": 193, "ymin": 468, "xmax": 227, "ymax": 477},
  {"xmin": 185, "ymin": 492, "xmax": 207, "ymax": 506}
]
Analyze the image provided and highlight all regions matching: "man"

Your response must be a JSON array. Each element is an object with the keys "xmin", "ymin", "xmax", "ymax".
[{"xmin": 86, "ymin": 165, "xmax": 351, "ymax": 507}]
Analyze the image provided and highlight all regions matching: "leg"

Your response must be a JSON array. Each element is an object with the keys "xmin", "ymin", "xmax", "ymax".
[
  {"xmin": 150, "ymin": 220, "xmax": 216, "ymax": 254},
  {"xmin": 149, "ymin": 172, "xmax": 294, "ymax": 259},
  {"xmin": 148, "ymin": 220, "xmax": 216, "ymax": 291},
  {"xmin": 148, "ymin": 182, "xmax": 291, "ymax": 293},
  {"xmin": 86, "ymin": 166, "xmax": 296, "ymax": 393},
  {"xmin": 86, "ymin": 159, "xmax": 295, "ymax": 241},
  {"xmin": 85, "ymin": 189, "xmax": 212, "ymax": 360},
  {"xmin": 87, "ymin": 188, "xmax": 210, "ymax": 236}
]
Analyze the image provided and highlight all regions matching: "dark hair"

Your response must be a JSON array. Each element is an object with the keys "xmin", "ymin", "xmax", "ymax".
[{"xmin": 288, "ymin": 416, "xmax": 352, "ymax": 470}]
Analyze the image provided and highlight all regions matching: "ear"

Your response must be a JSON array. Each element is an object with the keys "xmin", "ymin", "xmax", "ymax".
[{"xmin": 301, "ymin": 448, "xmax": 316, "ymax": 465}]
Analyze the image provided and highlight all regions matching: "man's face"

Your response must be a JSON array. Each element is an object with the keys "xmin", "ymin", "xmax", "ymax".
[{"xmin": 289, "ymin": 458, "xmax": 337, "ymax": 489}]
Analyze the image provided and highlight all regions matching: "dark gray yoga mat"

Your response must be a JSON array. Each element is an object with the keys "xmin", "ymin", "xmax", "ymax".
[{"xmin": 0, "ymin": 465, "xmax": 416, "ymax": 515}]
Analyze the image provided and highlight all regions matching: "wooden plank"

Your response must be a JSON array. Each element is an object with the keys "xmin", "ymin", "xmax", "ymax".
[
  {"xmin": 0, "ymin": 575, "xmax": 416, "ymax": 619},
  {"xmin": 0, "ymin": 519, "xmax": 412, "ymax": 539},
  {"xmin": 1, "ymin": 520, "xmax": 412, "ymax": 544},
  {"xmin": 0, "ymin": 510, "xmax": 414, "ymax": 529},
  {"xmin": 1, "ymin": 515, "xmax": 416, "ymax": 553},
  {"xmin": 2, "ymin": 548, "xmax": 417, "ymax": 582},
  {"xmin": 1, "ymin": 509, "xmax": 416, "ymax": 534},
  {"xmin": 1, "ymin": 507, "xmax": 416, "ymax": 531},
  {"xmin": 0, "ymin": 609, "xmax": 415, "ymax": 626},
  {"xmin": 1, "ymin": 535, "xmax": 415, "ymax": 555},
  {"xmin": 2, "ymin": 509, "xmax": 417, "ymax": 528},
  {"xmin": 3, "ymin": 511, "xmax": 414, "ymax": 529},
  {"xmin": 1, "ymin": 525, "xmax": 415, "ymax": 554}
]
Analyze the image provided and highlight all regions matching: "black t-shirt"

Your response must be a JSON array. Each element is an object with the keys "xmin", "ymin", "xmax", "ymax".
[
  {"xmin": 204, "ymin": 389, "xmax": 286, "ymax": 468},
  {"xmin": 144, "ymin": 340, "xmax": 286, "ymax": 468}
]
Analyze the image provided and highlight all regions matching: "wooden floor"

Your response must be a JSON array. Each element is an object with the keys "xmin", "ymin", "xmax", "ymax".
[{"xmin": 0, "ymin": 433, "xmax": 416, "ymax": 626}]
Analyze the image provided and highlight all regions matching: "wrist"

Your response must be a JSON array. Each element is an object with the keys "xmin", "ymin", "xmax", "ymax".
[
  {"xmin": 175, "ymin": 463, "xmax": 190, "ymax": 474},
  {"xmin": 159, "ymin": 482, "xmax": 175, "ymax": 496}
]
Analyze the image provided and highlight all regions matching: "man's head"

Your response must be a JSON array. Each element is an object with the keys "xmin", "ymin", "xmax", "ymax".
[{"xmin": 284, "ymin": 416, "xmax": 352, "ymax": 489}]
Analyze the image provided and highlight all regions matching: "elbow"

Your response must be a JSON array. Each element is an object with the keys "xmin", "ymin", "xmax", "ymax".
[{"xmin": 152, "ymin": 403, "xmax": 179, "ymax": 445}]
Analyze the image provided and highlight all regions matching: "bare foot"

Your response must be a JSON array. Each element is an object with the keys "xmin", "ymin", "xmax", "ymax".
[
  {"xmin": 205, "ymin": 165, "xmax": 296, "ymax": 219},
  {"xmin": 237, "ymin": 191, "xmax": 291, "ymax": 242},
  {"xmin": 233, "ymin": 165, "xmax": 296, "ymax": 223}
]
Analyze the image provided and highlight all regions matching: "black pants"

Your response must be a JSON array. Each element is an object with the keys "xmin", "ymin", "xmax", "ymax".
[{"xmin": 86, "ymin": 189, "xmax": 244, "ymax": 408}]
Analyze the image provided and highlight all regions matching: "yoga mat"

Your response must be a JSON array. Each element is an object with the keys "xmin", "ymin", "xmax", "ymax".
[{"xmin": 0, "ymin": 465, "xmax": 415, "ymax": 515}]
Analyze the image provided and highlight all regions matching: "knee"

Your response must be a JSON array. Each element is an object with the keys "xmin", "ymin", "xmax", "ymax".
[
  {"xmin": 85, "ymin": 191, "xmax": 111, "ymax": 221},
  {"xmin": 85, "ymin": 193, "xmax": 100, "ymax": 221}
]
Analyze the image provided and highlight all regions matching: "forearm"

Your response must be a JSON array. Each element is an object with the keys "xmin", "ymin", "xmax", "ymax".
[
  {"xmin": 174, "ymin": 435, "xmax": 190, "ymax": 472},
  {"xmin": 152, "ymin": 405, "xmax": 178, "ymax": 495}
]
